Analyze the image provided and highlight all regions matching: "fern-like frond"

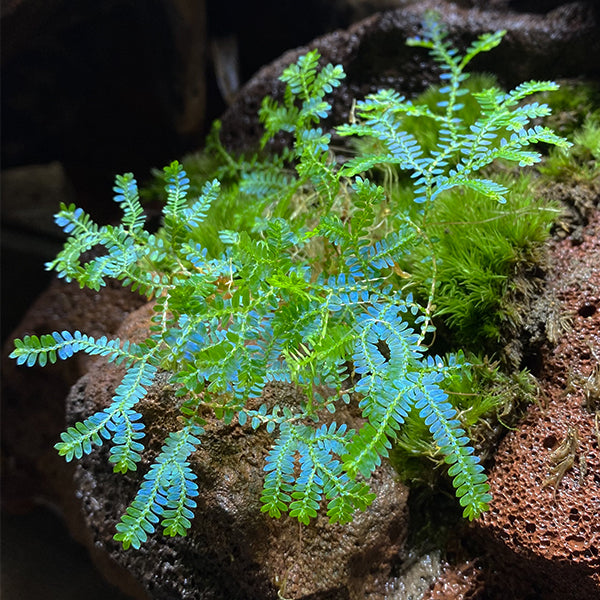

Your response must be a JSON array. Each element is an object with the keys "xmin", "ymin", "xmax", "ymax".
[
  {"xmin": 113, "ymin": 173, "xmax": 145, "ymax": 234},
  {"xmin": 340, "ymin": 108, "xmax": 427, "ymax": 174},
  {"xmin": 312, "ymin": 62, "xmax": 346, "ymax": 99},
  {"xmin": 114, "ymin": 423, "xmax": 202, "ymax": 549},
  {"xmin": 182, "ymin": 178, "xmax": 220, "ymax": 231},
  {"xmin": 54, "ymin": 361, "xmax": 157, "ymax": 467},
  {"xmin": 281, "ymin": 51, "xmax": 320, "ymax": 99},
  {"xmin": 407, "ymin": 12, "xmax": 505, "ymax": 73},
  {"xmin": 259, "ymin": 96, "xmax": 300, "ymax": 146},
  {"xmin": 501, "ymin": 80, "xmax": 560, "ymax": 106},
  {"xmin": 343, "ymin": 377, "xmax": 416, "ymax": 479},
  {"xmin": 411, "ymin": 371, "xmax": 492, "ymax": 519},
  {"xmin": 162, "ymin": 161, "xmax": 191, "ymax": 245},
  {"xmin": 261, "ymin": 423, "xmax": 296, "ymax": 518},
  {"xmin": 295, "ymin": 127, "xmax": 338, "ymax": 206},
  {"xmin": 239, "ymin": 170, "xmax": 293, "ymax": 202},
  {"xmin": 261, "ymin": 422, "xmax": 375, "ymax": 525},
  {"xmin": 45, "ymin": 204, "xmax": 107, "ymax": 283},
  {"xmin": 259, "ymin": 50, "xmax": 344, "ymax": 149},
  {"xmin": 10, "ymin": 331, "xmax": 141, "ymax": 367},
  {"xmin": 342, "ymin": 302, "xmax": 423, "ymax": 478},
  {"xmin": 460, "ymin": 30, "xmax": 506, "ymax": 69}
]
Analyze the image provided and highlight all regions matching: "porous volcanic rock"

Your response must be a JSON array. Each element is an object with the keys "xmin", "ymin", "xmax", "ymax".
[
  {"xmin": 66, "ymin": 303, "xmax": 409, "ymax": 600},
  {"xmin": 471, "ymin": 210, "xmax": 600, "ymax": 600}
]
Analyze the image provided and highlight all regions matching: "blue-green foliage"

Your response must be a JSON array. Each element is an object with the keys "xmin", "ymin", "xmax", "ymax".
[
  {"xmin": 10, "ymin": 14, "xmax": 570, "ymax": 548},
  {"xmin": 338, "ymin": 19, "xmax": 566, "ymax": 209},
  {"xmin": 114, "ymin": 424, "xmax": 203, "ymax": 549}
]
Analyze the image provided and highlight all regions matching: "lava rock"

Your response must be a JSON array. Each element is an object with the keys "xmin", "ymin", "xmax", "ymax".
[{"xmin": 474, "ymin": 211, "xmax": 600, "ymax": 600}]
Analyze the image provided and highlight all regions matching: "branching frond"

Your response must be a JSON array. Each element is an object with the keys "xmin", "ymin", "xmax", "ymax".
[
  {"xmin": 113, "ymin": 173, "xmax": 145, "ymax": 235},
  {"xmin": 114, "ymin": 423, "xmax": 203, "ymax": 549},
  {"xmin": 10, "ymin": 331, "xmax": 142, "ymax": 368},
  {"xmin": 54, "ymin": 361, "xmax": 157, "ymax": 468}
]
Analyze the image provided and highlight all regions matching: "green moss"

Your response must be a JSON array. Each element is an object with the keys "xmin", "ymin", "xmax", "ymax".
[
  {"xmin": 536, "ymin": 80, "xmax": 600, "ymax": 137},
  {"xmin": 402, "ymin": 174, "xmax": 558, "ymax": 352},
  {"xmin": 539, "ymin": 113, "xmax": 600, "ymax": 183}
]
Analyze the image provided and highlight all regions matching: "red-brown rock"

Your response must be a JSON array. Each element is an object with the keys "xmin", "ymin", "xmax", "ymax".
[{"xmin": 474, "ymin": 210, "xmax": 600, "ymax": 600}]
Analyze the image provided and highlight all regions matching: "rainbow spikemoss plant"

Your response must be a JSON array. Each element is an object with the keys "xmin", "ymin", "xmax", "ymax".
[{"xmin": 10, "ymin": 12, "xmax": 570, "ymax": 550}]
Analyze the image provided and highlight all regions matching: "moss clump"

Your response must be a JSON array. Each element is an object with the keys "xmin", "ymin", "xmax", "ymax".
[
  {"xmin": 398, "ymin": 174, "xmax": 559, "ymax": 353},
  {"xmin": 536, "ymin": 80, "xmax": 600, "ymax": 137},
  {"xmin": 539, "ymin": 113, "xmax": 600, "ymax": 183}
]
